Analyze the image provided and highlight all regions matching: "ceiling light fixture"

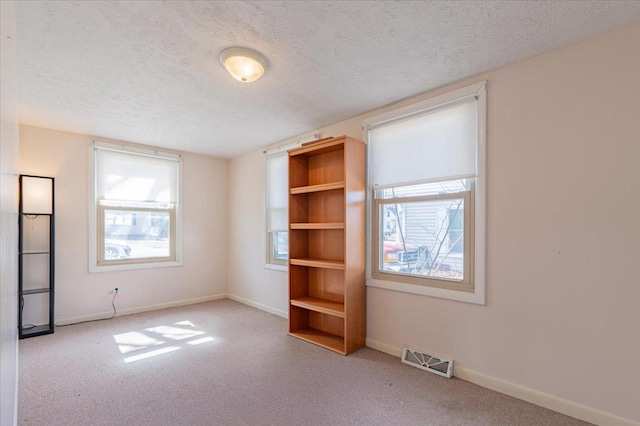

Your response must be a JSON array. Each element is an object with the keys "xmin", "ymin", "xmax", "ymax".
[{"xmin": 219, "ymin": 47, "xmax": 268, "ymax": 83}]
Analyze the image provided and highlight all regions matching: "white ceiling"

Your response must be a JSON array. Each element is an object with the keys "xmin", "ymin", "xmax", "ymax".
[{"xmin": 15, "ymin": 1, "xmax": 640, "ymax": 158}]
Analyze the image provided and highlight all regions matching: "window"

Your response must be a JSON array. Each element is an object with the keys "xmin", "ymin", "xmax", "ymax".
[
  {"xmin": 265, "ymin": 135, "xmax": 319, "ymax": 269},
  {"xmin": 365, "ymin": 82, "xmax": 486, "ymax": 304},
  {"xmin": 89, "ymin": 142, "xmax": 182, "ymax": 271},
  {"xmin": 266, "ymin": 153, "xmax": 289, "ymax": 267}
]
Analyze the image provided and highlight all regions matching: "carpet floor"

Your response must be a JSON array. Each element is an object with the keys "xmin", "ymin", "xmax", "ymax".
[{"xmin": 18, "ymin": 299, "xmax": 591, "ymax": 425}]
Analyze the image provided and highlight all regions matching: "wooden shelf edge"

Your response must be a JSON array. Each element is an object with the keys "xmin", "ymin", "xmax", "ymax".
[
  {"xmin": 290, "ymin": 181, "xmax": 344, "ymax": 194},
  {"xmin": 290, "ymin": 258, "xmax": 345, "ymax": 270},
  {"xmin": 290, "ymin": 222, "xmax": 344, "ymax": 230},
  {"xmin": 289, "ymin": 329, "xmax": 346, "ymax": 355},
  {"xmin": 291, "ymin": 297, "xmax": 345, "ymax": 317}
]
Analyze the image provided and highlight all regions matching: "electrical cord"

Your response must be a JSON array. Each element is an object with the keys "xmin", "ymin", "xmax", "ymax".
[
  {"xmin": 55, "ymin": 291, "xmax": 118, "ymax": 328},
  {"xmin": 19, "ymin": 297, "xmax": 38, "ymax": 330}
]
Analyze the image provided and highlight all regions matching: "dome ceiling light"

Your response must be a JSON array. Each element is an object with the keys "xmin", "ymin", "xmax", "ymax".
[{"xmin": 219, "ymin": 47, "xmax": 268, "ymax": 83}]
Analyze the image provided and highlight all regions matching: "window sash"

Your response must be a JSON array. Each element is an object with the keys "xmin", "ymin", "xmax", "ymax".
[
  {"xmin": 268, "ymin": 231, "xmax": 288, "ymax": 266},
  {"xmin": 372, "ymin": 184, "xmax": 474, "ymax": 292},
  {"xmin": 96, "ymin": 205, "xmax": 176, "ymax": 266}
]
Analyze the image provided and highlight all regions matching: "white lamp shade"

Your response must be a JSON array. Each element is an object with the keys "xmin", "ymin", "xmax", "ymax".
[{"xmin": 22, "ymin": 176, "xmax": 53, "ymax": 214}]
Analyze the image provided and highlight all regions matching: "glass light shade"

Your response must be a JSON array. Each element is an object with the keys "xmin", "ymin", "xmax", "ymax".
[
  {"xmin": 22, "ymin": 176, "xmax": 53, "ymax": 214},
  {"xmin": 220, "ymin": 47, "xmax": 268, "ymax": 83}
]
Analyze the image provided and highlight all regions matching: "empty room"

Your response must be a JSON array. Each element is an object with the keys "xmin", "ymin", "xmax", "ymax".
[{"xmin": 1, "ymin": 1, "xmax": 639, "ymax": 425}]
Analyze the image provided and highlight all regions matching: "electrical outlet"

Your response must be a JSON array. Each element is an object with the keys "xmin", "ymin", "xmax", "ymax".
[{"xmin": 112, "ymin": 286, "xmax": 120, "ymax": 295}]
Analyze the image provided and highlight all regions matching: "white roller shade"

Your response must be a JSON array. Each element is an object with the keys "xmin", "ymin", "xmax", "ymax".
[
  {"xmin": 266, "ymin": 153, "xmax": 288, "ymax": 232},
  {"xmin": 370, "ymin": 97, "xmax": 477, "ymax": 188},
  {"xmin": 96, "ymin": 148, "xmax": 179, "ymax": 203}
]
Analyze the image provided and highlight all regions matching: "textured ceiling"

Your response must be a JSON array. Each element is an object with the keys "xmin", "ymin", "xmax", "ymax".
[{"xmin": 15, "ymin": 1, "xmax": 640, "ymax": 158}]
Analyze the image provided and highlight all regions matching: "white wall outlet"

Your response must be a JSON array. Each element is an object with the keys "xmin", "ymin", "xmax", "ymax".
[{"xmin": 112, "ymin": 286, "xmax": 120, "ymax": 295}]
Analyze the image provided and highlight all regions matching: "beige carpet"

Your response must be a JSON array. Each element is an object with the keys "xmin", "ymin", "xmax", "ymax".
[{"xmin": 18, "ymin": 299, "xmax": 591, "ymax": 426}]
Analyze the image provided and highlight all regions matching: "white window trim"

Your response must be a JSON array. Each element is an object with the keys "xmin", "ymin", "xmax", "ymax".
[
  {"xmin": 88, "ymin": 140, "xmax": 184, "ymax": 273},
  {"xmin": 363, "ymin": 81, "xmax": 486, "ymax": 305},
  {"xmin": 264, "ymin": 263, "xmax": 288, "ymax": 272},
  {"xmin": 263, "ymin": 134, "xmax": 320, "ymax": 271}
]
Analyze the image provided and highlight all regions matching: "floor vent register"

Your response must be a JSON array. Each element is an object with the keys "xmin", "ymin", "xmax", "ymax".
[{"xmin": 401, "ymin": 346, "xmax": 453, "ymax": 378}]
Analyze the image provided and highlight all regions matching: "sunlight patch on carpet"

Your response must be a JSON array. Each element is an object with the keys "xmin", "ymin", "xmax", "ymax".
[
  {"xmin": 145, "ymin": 325, "xmax": 205, "ymax": 341},
  {"xmin": 186, "ymin": 336, "xmax": 215, "ymax": 345},
  {"xmin": 113, "ymin": 331, "xmax": 165, "ymax": 354},
  {"xmin": 124, "ymin": 346, "xmax": 181, "ymax": 363},
  {"xmin": 114, "ymin": 320, "xmax": 215, "ymax": 363}
]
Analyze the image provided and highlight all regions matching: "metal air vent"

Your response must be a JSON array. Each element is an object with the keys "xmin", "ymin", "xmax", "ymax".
[{"xmin": 401, "ymin": 346, "xmax": 453, "ymax": 378}]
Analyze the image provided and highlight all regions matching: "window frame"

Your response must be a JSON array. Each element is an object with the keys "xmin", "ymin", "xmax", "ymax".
[
  {"xmin": 267, "ymin": 230, "xmax": 288, "ymax": 267},
  {"xmin": 88, "ymin": 141, "xmax": 183, "ymax": 273},
  {"xmin": 363, "ymin": 82, "xmax": 486, "ymax": 305},
  {"xmin": 267, "ymin": 229, "xmax": 288, "ymax": 267},
  {"xmin": 372, "ymin": 182, "xmax": 474, "ymax": 292},
  {"xmin": 96, "ymin": 205, "xmax": 177, "ymax": 266}
]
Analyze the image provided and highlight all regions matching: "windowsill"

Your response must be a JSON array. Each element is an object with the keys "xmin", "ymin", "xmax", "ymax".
[
  {"xmin": 264, "ymin": 263, "xmax": 288, "ymax": 272},
  {"xmin": 89, "ymin": 260, "xmax": 183, "ymax": 273},
  {"xmin": 366, "ymin": 277, "xmax": 485, "ymax": 305}
]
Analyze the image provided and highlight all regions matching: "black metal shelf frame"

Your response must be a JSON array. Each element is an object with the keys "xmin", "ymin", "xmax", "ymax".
[{"xmin": 18, "ymin": 175, "xmax": 55, "ymax": 339}]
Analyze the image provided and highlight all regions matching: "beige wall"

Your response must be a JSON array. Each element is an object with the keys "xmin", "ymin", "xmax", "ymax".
[
  {"xmin": 1, "ymin": 1, "xmax": 20, "ymax": 424},
  {"xmin": 228, "ymin": 23, "xmax": 640, "ymax": 423},
  {"xmin": 227, "ymin": 149, "xmax": 290, "ymax": 316},
  {"xmin": 19, "ymin": 125, "xmax": 229, "ymax": 322}
]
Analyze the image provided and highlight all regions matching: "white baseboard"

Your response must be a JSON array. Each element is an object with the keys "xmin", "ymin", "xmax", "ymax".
[
  {"xmin": 227, "ymin": 294, "xmax": 288, "ymax": 319},
  {"xmin": 366, "ymin": 338, "xmax": 404, "ymax": 357},
  {"xmin": 365, "ymin": 338, "xmax": 638, "ymax": 426},
  {"xmin": 56, "ymin": 293, "xmax": 228, "ymax": 325}
]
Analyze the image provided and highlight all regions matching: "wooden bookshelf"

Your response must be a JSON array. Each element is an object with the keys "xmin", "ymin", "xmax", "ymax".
[{"xmin": 288, "ymin": 135, "xmax": 365, "ymax": 355}]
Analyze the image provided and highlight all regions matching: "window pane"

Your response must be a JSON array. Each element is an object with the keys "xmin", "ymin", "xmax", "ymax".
[
  {"xmin": 448, "ymin": 208, "xmax": 464, "ymax": 253},
  {"xmin": 272, "ymin": 231, "xmax": 288, "ymax": 261},
  {"xmin": 104, "ymin": 209, "xmax": 171, "ymax": 260},
  {"xmin": 380, "ymin": 198, "xmax": 464, "ymax": 281}
]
